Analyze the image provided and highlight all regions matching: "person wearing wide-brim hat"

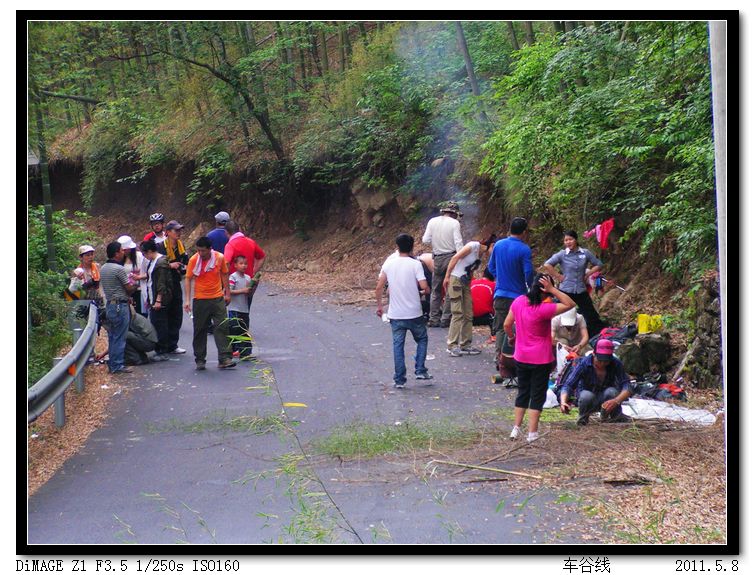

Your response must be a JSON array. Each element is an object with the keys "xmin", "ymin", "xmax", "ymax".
[{"xmin": 421, "ymin": 201, "xmax": 465, "ymax": 327}]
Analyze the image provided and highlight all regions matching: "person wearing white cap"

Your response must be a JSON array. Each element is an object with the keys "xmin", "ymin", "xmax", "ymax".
[
  {"xmin": 551, "ymin": 307, "xmax": 590, "ymax": 355},
  {"xmin": 72, "ymin": 244, "xmax": 103, "ymax": 304},
  {"xmin": 207, "ymin": 211, "xmax": 231, "ymax": 254},
  {"xmin": 117, "ymin": 235, "xmax": 148, "ymax": 317}
]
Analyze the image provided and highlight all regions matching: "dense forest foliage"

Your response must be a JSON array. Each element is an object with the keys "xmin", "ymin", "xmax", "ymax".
[
  {"xmin": 29, "ymin": 20, "xmax": 717, "ymax": 277},
  {"xmin": 28, "ymin": 20, "xmax": 719, "ymax": 379}
]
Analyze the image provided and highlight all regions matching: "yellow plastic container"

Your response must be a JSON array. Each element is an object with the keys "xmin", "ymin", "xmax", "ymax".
[{"xmin": 638, "ymin": 314, "xmax": 663, "ymax": 333}]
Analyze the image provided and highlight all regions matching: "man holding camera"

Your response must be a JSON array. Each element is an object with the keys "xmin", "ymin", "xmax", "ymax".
[{"xmin": 157, "ymin": 220, "xmax": 190, "ymax": 354}]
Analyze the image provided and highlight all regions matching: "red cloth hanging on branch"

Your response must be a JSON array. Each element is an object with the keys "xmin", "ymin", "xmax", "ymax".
[{"xmin": 583, "ymin": 217, "xmax": 615, "ymax": 250}]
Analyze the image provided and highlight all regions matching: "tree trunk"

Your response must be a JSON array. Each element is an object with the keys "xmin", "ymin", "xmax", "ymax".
[
  {"xmin": 358, "ymin": 22, "xmax": 368, "ymax": 46},
  {"xmin": 307, "ymin": 23, "xmax": 323, "ymax": 78},
  {"xmin": 552, "ymin": 21, "xmax": 565, "ymax": 34},
  {"xmin": 276, "ymin": 22, "xmax": 296, "ymax": 109},
  {"xmin": 455, "ymin": 22, "xmax": 481, "ymax": 97},
  {"xmin": 564, "ymin": 21, "xmax": 576, "ymax": 33},
  {"xmin": 245, "ymin": 23, "xmax": 269, "ymax": 118},
  {"xmin": 284, "ymin": 25, "xmax": 296, "ymax": 98},
  {"xmin": 337, "ymin": 21, "xmax": 347, "ymax": 71},
  {"xmin": 506, "ymin": 21, "xmax": 520, "ymax": 51},
  {"xmin": 30, "ymin": 87, "xmax": 57, "ymax": 272},
  {"xmin": 299, "ymin": 45, "xmax": 309, "ymax": 90},
  {"xmin": 343, "ymin": 22, "xmax": 353, "ymax": 59},
  {"xmin": 237, "ymin": 21, "xmax": 251, "ymax": 54},
  {"xmin": 236, "ymin": 96, "xmax": 252, "ymax": 152},
  {"xmin": 619, "ymin": 21, "xmax": 631, "ymax": 42},
  {"xmin": 524, "ymin": 21, "xmax": 536, "ymax": 45},
  {"xmin": 275, "ymin": 21, "xmax": 289, "ymax": 109},
  {"xmin": 239, "ymin": 90, "xmax": 285, "ymax": 160},
  {"xmin": 320, "ymin": 27, "xmax": 329, "ymax": 73}
]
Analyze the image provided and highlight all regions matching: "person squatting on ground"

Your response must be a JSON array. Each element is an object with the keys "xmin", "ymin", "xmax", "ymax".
[
  {"xmin": 504, "ymin": 273, "xmax": 576, "ymax": 442},
  {"xmin": 488, "ymin": 217, "xmax": 534, "ymax": 357},
  {"xmin": 224, "ymin": 220, "xmax": 266, "ymax": 307},
  {"xmin": 442, "ymin": 237, "xmax": 490, "ymax": 356},
  {"xmin": 552, "ymin": 307, "xmax": 591, "ymax": 355},
  {"xmin": 228, "ymin": 255, "xmax": 254, "ymax": 359},
  {"xmin": 184, "ymin": 237, "xmax": 236, "ymax": 371},
  {"xmin": 100, "ymin": 241, "xmax": 138, "ymax": 374},
  {"xmin": 471, "ymin": 268, "xmax": 496, "ymax": 339},
  {"xmin": 376, "ymin": 233, "xmax": 433, "ymax": 388},
  {"xmin": 542, "ymin": 230, "xmax": 606, "ymax": 338},
  {"xmin": 559, "ymin": 339, "xmax": 632, "ymax": 425},
  {"xmin": 422, "ymin": 201, "xmax": 464, "ymax": 328},
  {"xmin": 124, "ymin": 310, "xmax": 159, "ymax": 366},
  {"xmin": 141, "ymin": 239, "xmax": 173, "ymax": 361},
  {"xmin": 157, "ymin": 220, "xmax": 189, "ymax": 354}
]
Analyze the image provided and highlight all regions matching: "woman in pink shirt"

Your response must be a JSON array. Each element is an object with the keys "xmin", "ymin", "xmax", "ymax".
[{"xmin": 504, "ymin": 273, "xmax": 575, "ymax": 442}]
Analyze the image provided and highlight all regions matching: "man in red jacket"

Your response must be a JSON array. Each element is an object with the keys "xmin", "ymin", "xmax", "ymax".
[{"xmin": 223, "ymin": 220, "xmax": 266, "ymax": 306}]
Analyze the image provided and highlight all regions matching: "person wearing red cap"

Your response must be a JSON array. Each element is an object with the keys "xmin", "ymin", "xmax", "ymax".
[{"xmin": 559, "ymin": 339, "xmax": 632, "ymax": 425}]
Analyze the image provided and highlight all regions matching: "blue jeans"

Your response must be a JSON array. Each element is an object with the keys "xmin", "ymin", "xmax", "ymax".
[
  {"xmin": 578, "ymin": 387, "xmax": 619, "ymax": 417},
  {"xmin": 106, "ymin": 302, "xmax": 130, "ymax": 373},
  {"xmin": 390, "ymin": 317, "xmax": 429, "ymax": 384}
]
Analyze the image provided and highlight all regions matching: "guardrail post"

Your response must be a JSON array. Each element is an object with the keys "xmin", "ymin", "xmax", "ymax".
[
  {"xmin": 72, "ymin": 328, "xmax": 85, "ymax": 392},
  {"xmin": 52, "ymin": 357, "xmax": 65, "ymax": 428}
]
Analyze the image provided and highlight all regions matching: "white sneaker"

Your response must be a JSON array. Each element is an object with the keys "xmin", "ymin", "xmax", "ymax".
[
  {"xmin": 527, "ymin": 431, "xmax": 539, "ymax": 443},
  {"xmin": 509, "ymin": 426, "xmax": 521, "ymax": 440},
  {"xmin": 169, "ymin": 347, "xmax": 187, "ymax": 354}
]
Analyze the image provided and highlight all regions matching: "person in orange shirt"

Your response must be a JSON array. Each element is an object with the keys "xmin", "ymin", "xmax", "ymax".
[{"xmin": 184, "ymin": 237, "xmax": 236, "ymax": 370}]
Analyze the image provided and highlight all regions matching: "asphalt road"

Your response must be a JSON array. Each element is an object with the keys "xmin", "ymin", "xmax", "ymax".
[{"xmin": 27, "ymin": 284, "xmax": 606, "ymax": 545}]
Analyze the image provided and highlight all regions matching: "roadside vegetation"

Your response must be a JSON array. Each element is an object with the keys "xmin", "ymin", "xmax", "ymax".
[
  {"xmin": 27, "ymin": 207, "xmax": 95, "ymax": 386},
  {"xmin": 29, "ymin": 21, "xmax": 716, "ymax": 279}
]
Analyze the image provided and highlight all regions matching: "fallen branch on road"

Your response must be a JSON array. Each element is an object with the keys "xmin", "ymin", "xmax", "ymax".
[
  {"xmin": 450, "ymin": 430, "xmax": 551, "ymax": 476},
  {"xmin": 429, "ymin": 459, "xmax": 543, "ymax": 480}
]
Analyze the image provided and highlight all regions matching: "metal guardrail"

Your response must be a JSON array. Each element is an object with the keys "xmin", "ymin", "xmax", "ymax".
[{"xmin": 28, "ymin": 303, "xmax": 98, "ymax": 427}]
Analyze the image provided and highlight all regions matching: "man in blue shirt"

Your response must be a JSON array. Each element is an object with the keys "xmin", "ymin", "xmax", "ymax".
[
  {"xmin": 487, "ymin": 217, "xmax": 534, "ymax": 356},
  {"xmin": 559, "ymin": 339, "xmax": 632, "ymax": 425},
  {"xmin": 207, "ymin": 211, "xmax": 231, "ymax": 254}
]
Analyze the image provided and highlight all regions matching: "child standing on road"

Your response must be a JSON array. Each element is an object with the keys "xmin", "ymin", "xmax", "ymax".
[{"xmin": 228, "ymin": 255, "xmax": 253, "ymax": 359}]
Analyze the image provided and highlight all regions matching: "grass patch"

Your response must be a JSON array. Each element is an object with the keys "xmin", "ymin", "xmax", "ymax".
[
  {"xmin": 146, "ymin": 410, "xmax": 289, "ymax": 435},
  {"xmin": 312, "ymin": 419, "xmax": 480, "ymax": 459},
  {"xmin": 482, "ymin": 406, "xmax": 577, "ymax": 424}
]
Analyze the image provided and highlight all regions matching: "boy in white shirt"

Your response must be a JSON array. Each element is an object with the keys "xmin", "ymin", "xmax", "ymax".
[
  {"xmin": 376, "ymin": 234, "xmax": 433, "ymax": 388},
  {"xmin": 228, "ymin": 255, "xmax": 253, "ymax": 358}
]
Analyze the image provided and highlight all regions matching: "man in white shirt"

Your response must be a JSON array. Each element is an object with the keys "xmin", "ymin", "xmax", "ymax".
[
  {"xmin": 422, "ymin": 201, "xmax": 464, "ymax": 327},
  {"xmin": 376, "ymin": 234, "xmax": 433, "ymax": 389}
]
